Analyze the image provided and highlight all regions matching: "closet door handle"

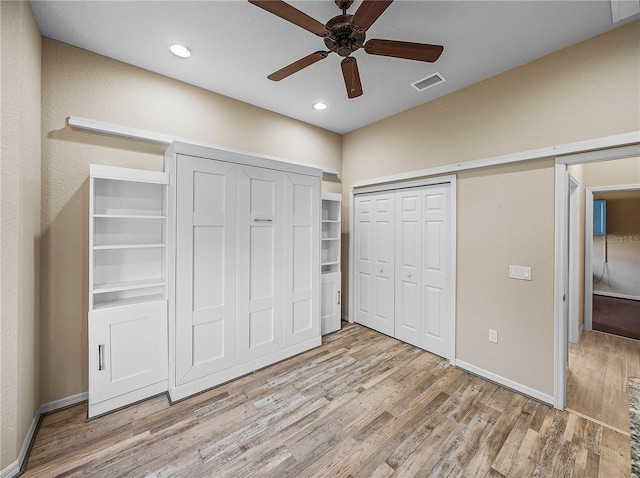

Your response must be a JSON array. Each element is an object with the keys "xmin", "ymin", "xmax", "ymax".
[
  {"xmin": 98, "ymin": 344, "xmax": 105, "ymax": 371},
  {"xmin": 337, "ymin": 290, "xmax": 341, "ymax": 304},
  {"xmin": 254, "ymin": 219, "xmax": 273, "ymax": 222}
]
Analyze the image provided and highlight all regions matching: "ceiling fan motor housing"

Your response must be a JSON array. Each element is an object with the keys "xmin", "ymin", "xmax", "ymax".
[{"xmin": 324, "ymin": 14, "xmax": 366, "ymax": 57}]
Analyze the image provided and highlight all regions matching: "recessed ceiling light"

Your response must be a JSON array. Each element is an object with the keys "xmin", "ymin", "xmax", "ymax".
[
  {"xmin": 169, "ymin": 44, "xmax": 191, "ymax": 58},
  {"xmin": 313, "ymin": 102, "xmax": 327, "ymax": 111}
]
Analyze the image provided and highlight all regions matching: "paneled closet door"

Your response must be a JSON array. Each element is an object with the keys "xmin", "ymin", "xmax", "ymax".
[
  {"xmin": 354, "ymin": 195, "xmax": 374, "ymax": 328},
  {"xmin": 394, "ymin": 188, "xmax": 422, "ymax": 348},
  {"xmin": 354, "ymin": 192, "xmax": 395, "ymax": 336},
  {"xmin": 421, "ymin": 185, "xmax": 451, "ymax": 359},
  {"xmin": 237, "ymin": 165, "xmax": 286, "ymax": 363},
  {"xmin": 284, "ymin": 172, "xmax": 320, "ymax": 346},
  {"xmin": 175, "ymin": 157, "xmax": 237, "ymax": 386}
]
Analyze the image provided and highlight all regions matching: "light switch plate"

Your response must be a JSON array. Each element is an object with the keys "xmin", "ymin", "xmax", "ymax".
[{"xmin": 509, "ymin": 265, "xmax": 532, "ymax": 281}]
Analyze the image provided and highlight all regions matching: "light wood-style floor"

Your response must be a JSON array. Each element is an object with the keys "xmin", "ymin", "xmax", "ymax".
[
  {"xmin": 567, "ymin": 329, "xmax": 640, "ymax": 434},
  {"xmin": 24, "ymin": 324, "xmax": 630, "ymax": 477}
]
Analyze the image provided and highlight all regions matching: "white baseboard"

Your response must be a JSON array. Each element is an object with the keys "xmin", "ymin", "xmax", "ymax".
[
  {"xmin": 455, "ymin": 360, "xmax": 554, "ymax": 406},
  {"xmin": 0, "ymin": 392, "xmax": 88, "ymax": 478},
  {"xmin": 593, "ymin": 290, "xmax": 640, "ymax": 301},
  {"xmin": 578, "ymin": 324, "xmax": 585, "ymax": 339}
]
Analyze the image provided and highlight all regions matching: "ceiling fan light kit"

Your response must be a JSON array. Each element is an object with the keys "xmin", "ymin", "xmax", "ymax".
[{"xmin": 249, "ymin": 0, "xmax": 444, "ymax": 99}]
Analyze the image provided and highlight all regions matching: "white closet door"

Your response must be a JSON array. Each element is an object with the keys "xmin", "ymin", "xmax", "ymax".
[
  {"xmin": 284, "ymin": 172, "xmax": 320, "ymax": 346},
  {"xmin": 175, "ymin": 157, "xmax": 237, "ymax": 385},
  {"xmin": 354, "ymin": 192, "xmax": 395, "ymax": 336},
  {"xmin": 237, "ymin": 165, "xmax": 285, "ymax": 363},
  {"xmin": 354, "ymin": 195, "xmax": 374, "ymax": 328},
  {"xmin": 421, "ymin": 184, "xmax": 451, "ymax": 359},
  {"xmin": 395, "ymin": 188, "xmax": 422, "ymax": 348},
  {"xmin": 371, "ymin": 193, "xmax": 396, "ymax": 336}
]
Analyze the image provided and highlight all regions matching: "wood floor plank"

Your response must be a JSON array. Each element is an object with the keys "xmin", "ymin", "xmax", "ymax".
[{"xmin": 23, "ymin": 323, "xmax": 633, "ymax": 478}]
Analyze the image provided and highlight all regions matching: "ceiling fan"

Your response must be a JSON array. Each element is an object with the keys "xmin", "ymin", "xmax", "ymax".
[{"xmin": 249, "ymin": 0, "xmax": 444, "ymax": 99}]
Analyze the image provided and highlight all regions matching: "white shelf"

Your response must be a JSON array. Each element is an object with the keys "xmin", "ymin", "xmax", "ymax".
[
  {"xmin": 93, "ymin": 293, "xmax": 166, "ymax": 310},
  {"xmin": 93, "ymin": 243, "xmax": 166, "ymax": 250},
  {"xmin": 322, "ymin": 237, "xmax": 340, "ymax": 241},
  {"xmin": 322, "ymin": 219, "xmax": 340, "ymax": 223},
  {"xmin": 93, "ymin": 278, "xmax": 166, "ymax": 294},
  {"xmin": 321, "ymin": 260, "xmax": 340, "ymax": 267}
]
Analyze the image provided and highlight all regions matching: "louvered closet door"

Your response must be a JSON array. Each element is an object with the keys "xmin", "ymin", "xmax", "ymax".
[
  {"xmin": 284, "ymin": 172, "xmax": 320, "ymax": 346},
  {"xmin": 394, "ymin": 188, "xmax": 422, "ymax": 348},
  {"xmin": 354, "ymin": 192, "xmax": 395, "ymax": 336},
  {"xmin": 421, "ymin": 185, "xmax": 451, "ymax": 359},
  {"xmin": 237, "ymin": 165, "xmax": 286, "ymax": 363},
  {"xmin": 175, "ymin": 157, "xmax": 237, "ymax": 386}
]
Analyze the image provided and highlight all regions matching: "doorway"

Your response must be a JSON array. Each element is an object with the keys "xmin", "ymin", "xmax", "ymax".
[{"xmin": 554, "ymin": 146, "xmax": 640, "ymax": 411}]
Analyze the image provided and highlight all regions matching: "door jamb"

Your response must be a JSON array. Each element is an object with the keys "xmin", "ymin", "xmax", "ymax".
[{"xmin": 553, "ymin": 143, "xmax": 640, "ymax": 410}]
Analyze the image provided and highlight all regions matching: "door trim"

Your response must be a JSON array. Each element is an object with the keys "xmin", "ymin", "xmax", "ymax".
[
  {"xmin": 553, "ymin": 142, "xmax": 640, "ymax": 410},
  {"xmin": 349, "ymin": 175, "xmax": 457, "ymax": 365}
]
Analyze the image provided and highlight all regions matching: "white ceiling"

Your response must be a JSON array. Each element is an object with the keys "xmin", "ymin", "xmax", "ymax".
[{"xmin": 29, "ymin": 1, "xmax": 637, "ymax": 134}]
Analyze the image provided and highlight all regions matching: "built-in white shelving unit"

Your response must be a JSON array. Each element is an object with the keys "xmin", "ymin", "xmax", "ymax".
[
  {"xmin": 321, "ymin": 192, "xmax": 342, "ymax": 335},
  {"xmin": 88, "ymin": 165, "xmax": 169, "ymax": 418}
]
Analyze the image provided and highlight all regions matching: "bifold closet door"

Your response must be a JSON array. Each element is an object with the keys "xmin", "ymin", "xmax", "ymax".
[
  {"xmin": 237, "ymin": 165, "xmax": 286, "ymax": 363},
  {"xmin": 420, "ymin": 185, "xmax": 451, "ymax": 358},
  {"xmin": 354, "ymin": 192, "xmax": 395, "ymax": 336},
  {"xmin": 394, "ymin": 189, "xmax": 422, "ymax": 348},
  {"xmin": 175, "ymin": 157, "xmax": 237, "ymax": 386}
]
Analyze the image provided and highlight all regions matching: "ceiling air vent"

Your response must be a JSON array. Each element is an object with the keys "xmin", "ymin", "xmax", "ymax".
[{"xmin": 411, "ymin": 72, "xmax": 446, "ymax": 92}]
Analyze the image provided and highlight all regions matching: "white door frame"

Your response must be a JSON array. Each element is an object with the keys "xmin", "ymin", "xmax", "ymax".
[
  {"xmin": 568, "ymin": 176, "xmax": 580, "ymax": 344},
  {"xmin": 553, "ymin": 143, "xmax": 640, "ymax": 410},
  {"xmin": 349, "ymin": 175, "xmax": 457, "ymax": 364}
]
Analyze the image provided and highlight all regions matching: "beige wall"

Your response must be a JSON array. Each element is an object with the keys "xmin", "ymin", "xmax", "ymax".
[
  {"xmin": 40, "ymin": 38, "xmax": 342, "ymax": 404},
  {"xmin": 0, "ymin": 1, "xmax": 42, "ymax": 470},
  {"xmin": 343, "ymin": 21, "xmax": 640, "ymax": 396}
]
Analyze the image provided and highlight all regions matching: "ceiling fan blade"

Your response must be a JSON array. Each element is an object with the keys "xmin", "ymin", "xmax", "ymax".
[
  {"xmin": 341, "ymin": 57, "xmax": 363, "ymax": 99},
  {"xmin": 249, "ymin": 0, "xmax": 329, "ymax": 37},
  {"xmin": 351, "ymin": 0, "xmax": 393, "ymax": 32},
  {"xmin": 365, "ymin": 39, "xmax": 443, "ymax": 62},
  {"xmin": 268, "ymin": 51, "xmax": 329, "ymax": 81}
]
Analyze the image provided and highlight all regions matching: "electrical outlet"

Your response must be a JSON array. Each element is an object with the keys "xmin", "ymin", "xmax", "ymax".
[{"xmin": 489, "ymin": 329, "xmax": 498, "ymax": 343}]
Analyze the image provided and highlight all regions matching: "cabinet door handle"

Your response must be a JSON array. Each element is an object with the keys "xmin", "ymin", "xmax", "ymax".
[
  {"xmin": 337, "ymin": 290, "xmax": 341, "ymax": 305},
  {"xmin": 98, "ymin": 344, "xmax": 105, "ymax": 371},
  {"xmin": 254, "ymin": 218, "xmax": 273, "ymax": 222}
]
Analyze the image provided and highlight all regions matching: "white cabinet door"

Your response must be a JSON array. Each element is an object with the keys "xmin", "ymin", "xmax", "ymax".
[
  {"xmin": 421, "ymin": 185, "xmax": 451, "ymax": 359},
  {"xmin": 175, "ymin": 157, "xmax": 237, "ymax": 385},
  {"xmin": 395, "ymin": 188, "xmax": 422, "ymax": 348},
  {"xmin": 89, "ymin": 300, "xmax": 167, "ymax": 414},
  {"xmin": 321, "ymin": 271, "xmax": 341, "ymax": 335},
  {"xmin": 284, "ymin": 172, "xmax": 320, "ymax": 346},
  {"xmin": 237, "ymin": 165, "xmax": 286, "ymax": 363},
  {"xmin": 354, "ymin": 192, "xmax": 395, "ymax": 337}
]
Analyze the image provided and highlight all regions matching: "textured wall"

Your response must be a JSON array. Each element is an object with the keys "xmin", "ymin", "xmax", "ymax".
[
  {"xmin": 40, "ymin": 38, "xmax": 342, "ymax": 404},
  {"xmin": 0, "ymin": 1, "xmax": 42, "ymax": 470},
  {"xmin": 342, "ymin": 20, "xmax": 640, "ymax": 396}
]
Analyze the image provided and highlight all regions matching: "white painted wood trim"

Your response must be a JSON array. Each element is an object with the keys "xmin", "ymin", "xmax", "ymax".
[
  {"xmin": 90, "ymin": 164, "xmax": 169, "ymax": 184},
  {"xmin": 69, "ymin": 116, "xmax": 339, "ymax": 178},
  {"xmin": 353, "ymin": 175, "xmax": 457, "ymax": 193},
  {"xmin": 568, "ymin": 176, "xmax": 580, "ymax": 345},
  {"xmin": 0, "ymin": 392, "xmax": 89, "ymax": 478},
  {"xmin": 166, "ymin": 141, "xmax": 322, "ymax": 178},
  {"xmin": 558, "ymin": 144, "xmax": 640, "ymax": 165},
  {"xmin": 455, "ymin": 360, "xmax": 554, "ymax": 405},
  {"xmin": 449, "ymin": 176, "xmax": 458, "ymax": 366},
  {"xmin": 352, "ymin": 131, "xmax": 639, "ymax": 189},
  {"xmin": 321, "ymin": 191, "xmax": 342, "ymax": 201},
  {"xmin": 348, "ymin": 191, "xmax": 355, "ymax": 324},
  {"xmin": 553, "ymin": 163, "xmax": 569, "ymax": 410},
  {"xmin": 593, "ymin": 290, "xmax": 640, "ymax": 301}
]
